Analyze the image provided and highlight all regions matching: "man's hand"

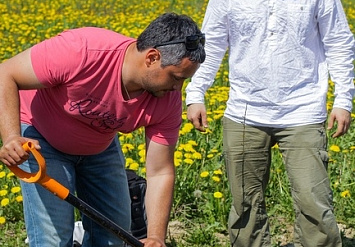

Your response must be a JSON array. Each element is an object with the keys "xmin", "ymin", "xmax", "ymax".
[
  {"xmin": 140, "ymin": 237, "xmax": 166, "ymax": 247},
  {"xmin": 327, "ymin": 107, "xmax": 351, "ymax": 138},
  {"xmin": 187, "ymin": 103, "xmax": 208, "ymax": 132},
  {"xmin": 0, "ymin": 136, "xmax": 41, "ymax": 167}
]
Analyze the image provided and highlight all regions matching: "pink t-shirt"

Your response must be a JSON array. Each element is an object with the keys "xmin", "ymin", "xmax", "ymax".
[{"xmin": 20, "ymin": 27, "xmax": 182, "ymax": 155}]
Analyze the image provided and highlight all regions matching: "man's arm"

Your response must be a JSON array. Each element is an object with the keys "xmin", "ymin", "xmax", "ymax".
[
  {"xmin": 0, "ymin": 48, "xmax": 44, "ymax": 166},
  {"xmin": 141, "ymin": 138, "xmax": 175, "ymax": 247},
  {"xmin": 185, "ymin": 0, "xmax": 229, "ymax": 132},
  {"xmin": 318, "ymin": 0, "xmax": 355, "ymax": 138}
]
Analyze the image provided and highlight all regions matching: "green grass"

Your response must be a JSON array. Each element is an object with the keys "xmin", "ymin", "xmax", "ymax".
[{"xmin": 0, "ymin": 0, "xmax": 355, "ymax": 246}]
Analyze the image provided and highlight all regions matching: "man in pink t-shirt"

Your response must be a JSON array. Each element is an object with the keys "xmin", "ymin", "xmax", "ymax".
[{"xmin": 0, "ymin": 13, "xmax": 205, "ymax": 247}]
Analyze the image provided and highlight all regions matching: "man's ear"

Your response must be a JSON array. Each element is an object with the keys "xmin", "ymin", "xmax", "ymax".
[{"xmin": 145, "ymin": 49, "xmax": 161, "ymax": 67}]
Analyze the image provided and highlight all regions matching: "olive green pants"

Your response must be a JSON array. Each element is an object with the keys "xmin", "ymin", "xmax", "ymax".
[{"xmin": 223, "ymin": 117, "xmax": 341, "ymax": 247}]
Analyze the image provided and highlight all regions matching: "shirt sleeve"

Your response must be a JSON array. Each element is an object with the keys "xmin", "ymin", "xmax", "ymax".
[
  {"xmin": 185, "ymin": 0, "xmax": 230, "ymax": 105},
  {"xmin": 317, "ymin": 0, "xmax": 355, "ymax": 112},
  {"xmin": 145, "ymin": 92, "xmax": 182, "ymax": 146},
  {"xmin": 31, "ymin": 30, "xmax": 87, "ymax": 87}
]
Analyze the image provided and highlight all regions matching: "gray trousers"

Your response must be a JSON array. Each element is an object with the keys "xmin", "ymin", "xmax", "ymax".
[{"xmin": 223, "ymin": 117, "xmax": 341, "ymax": 247}]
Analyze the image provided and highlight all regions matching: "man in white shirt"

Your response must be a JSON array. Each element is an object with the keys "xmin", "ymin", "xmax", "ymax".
[{"xmin": 186, "ymin": 0, "xmax": 354, "ymax": 246}]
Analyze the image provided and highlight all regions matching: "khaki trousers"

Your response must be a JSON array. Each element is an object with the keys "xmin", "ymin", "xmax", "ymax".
[{"xmin": 223, "ymin": 117, "xmax": 341, "ymax": 247}]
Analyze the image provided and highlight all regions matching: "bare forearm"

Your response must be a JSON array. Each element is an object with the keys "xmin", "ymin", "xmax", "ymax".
[
  {"xmin": 143, "ymin": 139, "xmax": 176, "ymax": 246},
  {"xmin": 145, "ymin": 172, "xmax": 175, "ymax": 242},
  {"xmin": 0, "ymin": 73, "xmax": 21, "ymax": 142}
]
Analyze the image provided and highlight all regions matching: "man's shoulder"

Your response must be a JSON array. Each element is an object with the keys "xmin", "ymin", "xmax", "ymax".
[
  {"xmin": 60, "ymin": 27, "xmax": 135, "ymax": 47},
  {"xmin": 72, "ymin": 27, "xmax": 117, "ymax": 35}
]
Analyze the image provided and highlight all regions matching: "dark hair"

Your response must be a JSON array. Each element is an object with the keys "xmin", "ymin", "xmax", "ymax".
[{"xmin": 137, "ymin": 12, "xmax": 205, "ymax": 67}]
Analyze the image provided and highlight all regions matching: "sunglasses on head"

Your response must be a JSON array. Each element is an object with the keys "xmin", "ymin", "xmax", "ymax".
[{"xmin": 154, "ymin": 33, "xmax": 205, "ymax": 51}]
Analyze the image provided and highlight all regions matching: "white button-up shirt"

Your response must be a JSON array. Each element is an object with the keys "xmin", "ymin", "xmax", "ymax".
[{"xmin": 186, "ymin": 0, "xmax": 355, "ymax": 127}]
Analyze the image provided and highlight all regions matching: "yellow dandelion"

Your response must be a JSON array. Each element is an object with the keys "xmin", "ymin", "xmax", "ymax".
[
  {"xmin": 174, "ymin": 159, "xmax": 182, "ymax": 167},
  {"xmin": 212, "ymin": 176, "xmax": 220, "ymax": 182},
  {"xmin": 207, "ymin": 154, "xmax": 214, "ymax": 159},
  {"xmin": 341, "ymin": 190, "xmax": 350, "ymax": 198},
  {"xmin": 7, "ymin": 172, "xmax": 14, "ymax": 178},
  {"xmin": 183, "ymin": 122, "xmax": 194, "ymax": 132},
  {"xmin": 192, "ymin": 152, "xmax": 202, "ymax": 160},
  {"xmin": 129, "ymin": 163, "xmax": 139, "ymax": 171},
  {"xmin": 0, "ymin": 217, "xmax": 6, "ymax": 224},
  {"xmin": 136, "ymin": 127, "xmax": 144, "ymax": 135},
  {"xmin": 213, "ymin": 169, "xmax": 223, "ymax": 175},
  {"xmin": 200, "ymin": 171, "xmax": 209, "ymax": 178},
  {"xmin": 124, "ymin": 133, "xmax": 133, "ymax": 139},
  {"xmin": 174, "ymin": 151, "xmax": 183, "ymax": 159},
  {"xmin": 213, "ymin": 114, "xmax": 223, "ymax": 120},
  {"xmin": 202, "ymin": 128, "xmax": 212, "ymax": 134},
  {"xmin": 213, "ymin": 192, "xmax": 223, "ymax": 199},
  {"xmin": 183, "ymin": 143, "xmax": 196, "ymax": 153},
  {"xmin": 187, "ymin": 140, "xmax": 198, "ymax": 146},
  {"xmin": 122, "ymin": 144, "xmax": 134, "ymax": 154},
  {"xmin": 0, "ymin": 190, "xmax": 8, "ymax": 196},
  {"xmin": 326, "ymin": 102, "xmax": 332, "ymax": 111},
  {"xmin": 0, "ymin": 171, "xmax": 6, "ymax": 179},
  {"xmin": 123, "ymin": 143, "xmax": 134, "ymax": 150},
  {"xmin": 138, "ymin": 149, "xmax": 146, "ymax": 158},
  {"xmin": 11, "ymin": 187, "xmax": 21, "ymax": 193},
  {"xmin": 329, "ymin": 145, "xmax": 340, "ymax": 152},
  {"xmin": 1, "ymin": 198, "xmax": 9, "ymax": 207},
  {"xmin": 218, "ymin": 105, "xmax": 226, "ymax": 110},
  {"xmin": 184, "ymin": 158, "xmax": 194, "ymax": 165},
  {"xmin": 180, "ymin": 123, "xmax": 194, "ymax": 134},
  {"xmin": 125, "ymin": 158, "xmax": 134, "ymax": 165},
  {"xmin": 184, "ymin": 153, "xmax": 192, "ymax": 159},
  {"xmin": 15, "ymin": 196, "xmax": 23, "ymax": 202}
]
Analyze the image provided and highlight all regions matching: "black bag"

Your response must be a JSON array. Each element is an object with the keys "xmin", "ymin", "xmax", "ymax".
[
  {"xmin": 126, "ymin": 169, "xmax": 147, "ymax": 240},
  {"xmin": 72, "ymin": 170, "xmax": 147, "ymax": 247}
]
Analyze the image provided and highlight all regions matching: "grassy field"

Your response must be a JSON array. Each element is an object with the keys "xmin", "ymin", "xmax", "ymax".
[{"xmin": 0, "ymin": 0, "xmax": 355, "ymax": 246}]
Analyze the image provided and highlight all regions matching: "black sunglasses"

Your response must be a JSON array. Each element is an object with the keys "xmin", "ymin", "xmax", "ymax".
[{"xmin": 154, "ymin": 34, "xmax": 205, "ymax": 51}]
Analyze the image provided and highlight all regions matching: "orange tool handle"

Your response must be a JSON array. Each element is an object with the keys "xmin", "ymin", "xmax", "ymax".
[{"xmin": 8, "ymin": 142, "xmax": 70, "ymax": 200}]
